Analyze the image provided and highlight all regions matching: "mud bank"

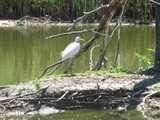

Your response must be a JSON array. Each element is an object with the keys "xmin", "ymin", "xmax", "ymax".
[
  {"xmin": 0, "ymin": 18, "xmax": 153, "ymax": 28},
  {"xmin": 0, "ymin": 74, "xmax": 158, "ymax": 117},
  {"xmin": 0, "ymin": 19, "xmax": 132, "ymax": 27}
]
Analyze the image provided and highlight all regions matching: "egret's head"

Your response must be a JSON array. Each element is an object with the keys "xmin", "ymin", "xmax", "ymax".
[
  {"xmin": 74, "ymin": 36, "xmax": 80, "ymax": 42},
  {"xmin": 74, "ymin": 36, "xmax": 84, "ymax": 43}
]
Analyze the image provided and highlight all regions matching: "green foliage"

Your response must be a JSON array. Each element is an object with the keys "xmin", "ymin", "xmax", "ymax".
[
  {"xmin": 126, "ymin": 0, "xmax": 150, "ymax": 22},
  {"xmin": 31, "ymin": 0, "xmax": 50, "ymax": 8},
  {"xmin": 0, "ymin": 0, "xmax": 153, "ymax": 22},
  {"xmin": 82, "ymin": 66, "xmax": 128, "ymax": 77},
  {"xmin": 135, "ymin": 48, "xmax": 155, "ymax": 70},
  {"xmin": 106, "ymin": 66, "xmax": 128, "ymax": 73}
]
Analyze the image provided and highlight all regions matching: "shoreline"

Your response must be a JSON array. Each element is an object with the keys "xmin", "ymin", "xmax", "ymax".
[{"xmin": 0, "ymin": 19, "xmax": 155, "ymax": 28}]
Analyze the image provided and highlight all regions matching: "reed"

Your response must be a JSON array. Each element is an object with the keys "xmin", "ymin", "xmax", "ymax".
[{"xmin": 0, "ymin": 0, "xmax": 152, "ymax": 22}]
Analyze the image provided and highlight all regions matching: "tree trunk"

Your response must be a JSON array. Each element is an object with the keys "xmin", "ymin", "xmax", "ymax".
[{"xmin": 154, "ymin": 0, "xmax": 160, "ymax": 70}]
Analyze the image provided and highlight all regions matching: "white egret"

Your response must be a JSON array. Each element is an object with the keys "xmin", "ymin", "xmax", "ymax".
[
  {"xmin": 61, "ymin": 36, "xmax": 82, "ymax": 60},
  {"xmin": 40, "ymin": 36, "xmax": 83, "ymax": 77}
]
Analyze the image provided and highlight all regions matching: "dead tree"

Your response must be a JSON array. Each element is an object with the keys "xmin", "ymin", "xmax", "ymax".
[
  {"xmin": 154, "ymin": 0, "xmax": 160, "ymax": 71},
  {"xmin": 41, "ymin": 0, "xmax": 127, "ymax": 78}
]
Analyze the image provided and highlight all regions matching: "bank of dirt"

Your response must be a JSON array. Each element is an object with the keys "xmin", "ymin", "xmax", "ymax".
[{"xmin": 1, "ymin": 74, "xmax": 159, "ymax": 118}]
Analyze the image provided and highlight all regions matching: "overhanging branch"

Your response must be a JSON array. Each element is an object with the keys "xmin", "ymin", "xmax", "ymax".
[
  {"xmin": 150, "ymin": 0, "xmax": 160, "ymax": 5},
  {"xmin": 45, "ymin": 29, "xmax": 105, "ymax": 39}
]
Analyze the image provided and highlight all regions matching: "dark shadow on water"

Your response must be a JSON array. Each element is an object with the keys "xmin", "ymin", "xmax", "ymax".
[
  {"xmin": 133, "ymin": 75, "xmax": 160, "ymax": 91},
  {"xmin": 127, "ymin": 71, "xmax": 160, "ymax": 109}
]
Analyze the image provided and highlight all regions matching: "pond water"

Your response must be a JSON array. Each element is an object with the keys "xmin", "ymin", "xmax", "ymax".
[
  {"xmin": 0, "ymin": 25, "xmax": 151, "ymax": 120},
  {"xmin": 0, "ymin": 25, "xmax": 155, "ymax": 85},
  {"xmin": 4, "ymin": 109, "xmax": 144, "ymax": 120}
]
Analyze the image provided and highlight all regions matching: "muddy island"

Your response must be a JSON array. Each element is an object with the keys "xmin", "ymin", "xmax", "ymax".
[{"xmin": 0, "ymin": 74, "xmax": 159, "ymax": 119}]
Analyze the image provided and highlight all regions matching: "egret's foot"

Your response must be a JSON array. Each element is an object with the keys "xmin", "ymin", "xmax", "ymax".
[
  {"xmin": 63, "ymin": 70, "xmax": 69, "ymax": 75},
  {"xmin": 63, "ymin": 72, "xmax": 76, "ymax": 77},
  {"xmin": 69, "ymin": 73, "xmax": 76, "ymax": 76}
]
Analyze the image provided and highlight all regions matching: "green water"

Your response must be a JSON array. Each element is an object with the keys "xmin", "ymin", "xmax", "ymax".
[
  {"xmin": 36, "ymin": 109, "xmax": 144, "ymax": 120},
  {"xmin": 4, "ymin": 109, "xmax": 144, "ymax": 120},
  {"xmin": 0, "ymin": 25, "xmax": 155, "ymax": 85}
]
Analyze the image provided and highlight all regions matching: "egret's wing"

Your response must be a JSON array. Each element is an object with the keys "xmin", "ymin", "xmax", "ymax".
[{"xmin": 62, "ymin": 42, "xmax": 80, "ymax": 60}]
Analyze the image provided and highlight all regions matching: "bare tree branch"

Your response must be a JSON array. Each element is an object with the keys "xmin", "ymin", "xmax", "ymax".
[
  {"xmin": 40, "ymin": 0, "xmax": 126, "ymax": 77},
  {"xmin": 89, "ymin": 45, "xmax": 100, "ymax": 70},
  {"xmin": 114, "ymin": 0, "xmax": 128, "ymax": 65},
  {"xmin": 93, "ymin": 2, "xmax": 124, "ymax": 69},
  {"xmin": 67, "ymin": 4, "xmax": 110, "ymax": 31},
  {"xmin": 150, "ymin": 0, "xmax": 160, "ymax": 5},
  {"xmin": 45, "ymin": 29, "xmax": 105, "ymax": 39},
  {"xmin": 81, "ymin": 0, "xmax": 125, "ymax": 53},
  {"xmin": 39, "ymin": 59, "xmax": 67, "ymax": 78}
]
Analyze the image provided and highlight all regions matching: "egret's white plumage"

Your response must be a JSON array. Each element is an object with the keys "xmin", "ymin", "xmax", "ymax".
[{"xmin": 61, "ymin": 36, "xmax": 81, "ymax": 60}]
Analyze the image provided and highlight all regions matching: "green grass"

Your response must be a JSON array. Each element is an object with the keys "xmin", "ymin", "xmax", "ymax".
[
  {"xmin": 44, "ymin": 66, "xmax": 129, "ymax": 78},
  {"xmin": 135, "ymin": 48, "xmax": 154, "ymax": 71}
]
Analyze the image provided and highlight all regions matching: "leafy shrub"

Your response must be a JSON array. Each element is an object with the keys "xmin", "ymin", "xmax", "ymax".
[{"xmin": 136, "ymin": 48, "xmax": 154, "ymax": 70}]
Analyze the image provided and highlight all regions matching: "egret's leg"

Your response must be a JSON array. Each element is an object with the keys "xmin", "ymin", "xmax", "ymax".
[
  {"xmin": 47, "ymin": 65, "xmax": 59, "ymax": 76},
  {"xmin": 64, "ymin": 58, "xmax": 74, "ymax": 74}
]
